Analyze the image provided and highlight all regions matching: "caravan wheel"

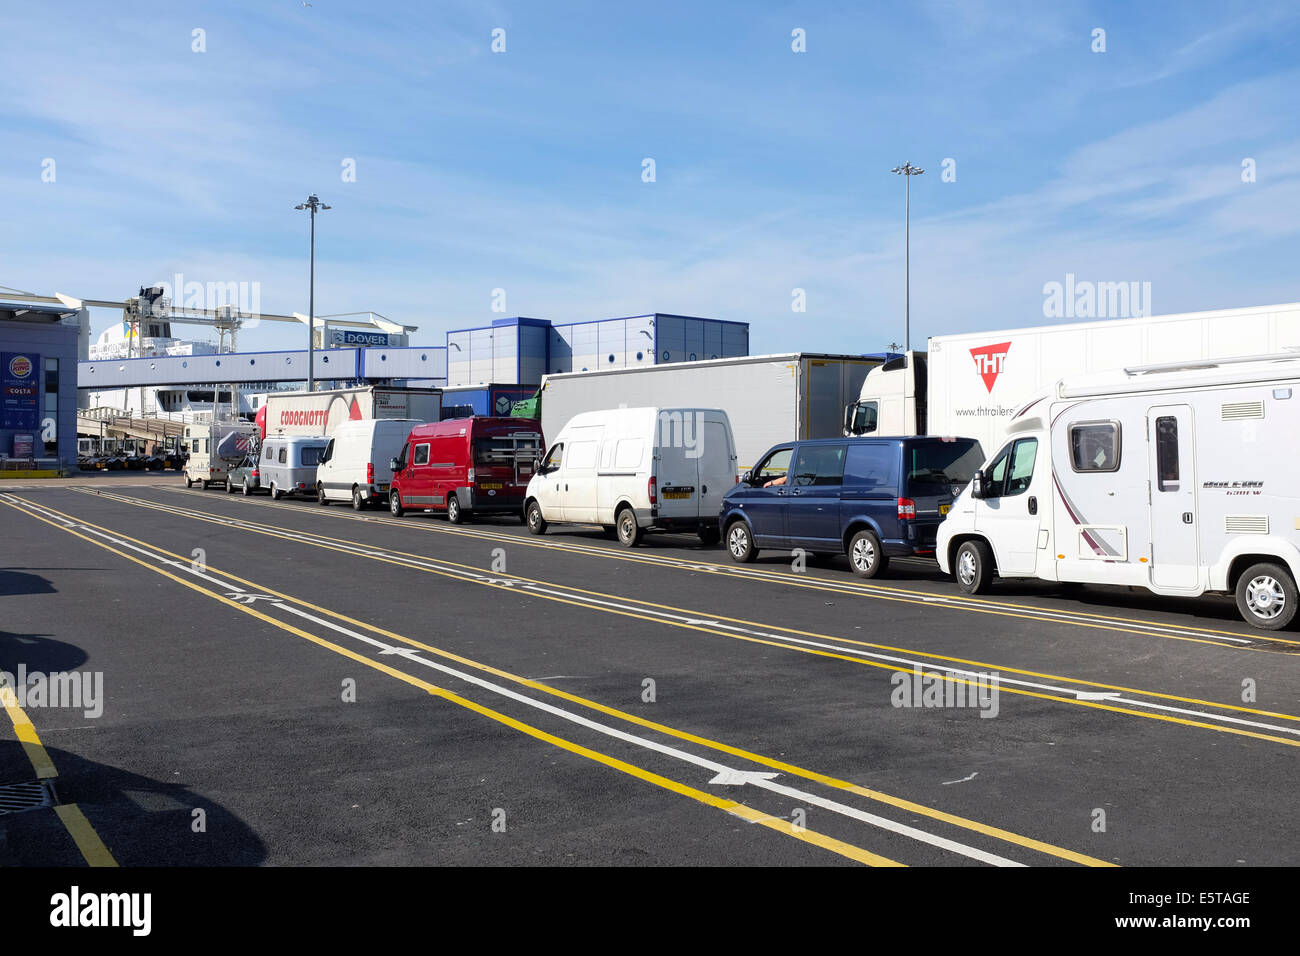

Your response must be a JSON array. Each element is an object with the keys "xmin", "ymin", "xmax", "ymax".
[{"xmin": 1235, "ymin": 563, "xmax": 1297, "ymax": 630}]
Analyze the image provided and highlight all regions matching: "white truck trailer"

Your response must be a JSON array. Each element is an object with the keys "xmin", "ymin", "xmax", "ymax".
[
  {"xmin": 540, "ymin": 353, "xmax": 885, "ymax": 470},
  {"xmin": 846, "ymin": 302, "xmax": 1300, "ymax": 454},
  {"xmin": 260, "ymin": 386, "xmax": 442, "ymax": 440}
]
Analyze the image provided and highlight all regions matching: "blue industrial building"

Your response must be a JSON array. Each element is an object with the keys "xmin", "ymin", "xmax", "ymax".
[{"xmin": 2, "ymin": 301, "xmax": 81, "ymax": 470}]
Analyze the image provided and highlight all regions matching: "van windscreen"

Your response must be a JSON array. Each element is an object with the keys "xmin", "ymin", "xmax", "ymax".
[{"xmin": 906, "ymin": 441, "xmax": 984, "ymax": 491}]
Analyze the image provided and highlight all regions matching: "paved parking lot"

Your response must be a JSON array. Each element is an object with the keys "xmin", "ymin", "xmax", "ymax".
[{"xmin": 2, "ymin": 477, "xmax": 1297, "ymax": 867}]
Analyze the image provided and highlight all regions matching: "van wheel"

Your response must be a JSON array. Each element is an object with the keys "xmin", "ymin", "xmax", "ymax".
[
  {"xmin": 185, "ymin": 477, "xmax": 192, "ymax": 488},
  {"xmin": 270, "ymin": 484, "xmax": 282, "ymax": 501},
  {"xmin": 317, "ymin": 483, "xmax": 330, "ymax": 506},
  {"xmin": 1235, "ymin": 562, "xmax": 1298, "ymax": 630},
  {"xmin": 698, "ymin": 526, "xmax": 721, "ymax": 547},
  {"xmin": 446, "ymin": 495, "xmax": 463, "ymax": 524},
  {"xmin": 955, "ymin": 539, "xmax": 994, "ymax": 594},
  {"xmin": 526, "ymin": 500, "xmax": 547, "ymax": 535},
  {"xmin": 726, "ymin": 521, "xmax": 756, "ymax": 563},
  {"xmin": 390, "ymin": 492, "xmax": 405, "ymax": 517},
  {"xmin": 849, "ymin": 529, "xmax": 889, "ymax": 578},
  {"xmin": 352, "ymin": 487, "xmax": 366, "ymax": 511},
  {"xmin": 616, "ymin": 508, "xmax": 642, "ymax": 548}
]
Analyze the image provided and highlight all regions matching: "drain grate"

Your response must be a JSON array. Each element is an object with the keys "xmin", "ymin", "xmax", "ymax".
[{"xmin": 0, "ymin": 780, "xmax": 55, "ymax": 815}]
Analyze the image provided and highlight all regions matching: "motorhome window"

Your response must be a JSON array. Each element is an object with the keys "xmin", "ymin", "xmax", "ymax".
[
  {"xmin": 278, "ymin": 447, "xmax": 288, "ymax": 464},
  {"xmin": 542, "ymin": 444, "xmax": 563, "ymax": 470},
  {"xmin": 264, "ymin": 445, "xmax": 274, "ymax": 462},
  {"xmin": 1155, "ymin": 417, "xmax": 1179, "ymax": 490},
  {"xmin": 754, "ymin": 448, "xmax": 793, "ymax": 484},
  {"xmin": 791, "ymin": 445, "xmax": 847, "ymax": 486},
  {"xmin": 984, "ymin": 445, "xmax": 1011, "ymax": 496},
  {"xmin": 1069, "ymin": 422, "xmax": 1120, "ymax": 472},
  {"xmin": 300, "ymin": 445, "xmax": 324, "ymax": 467},
  {"xmin": 192, "ymin": 439, "xmax": 201, "ymax": 453},
  {"xmin": 412, "ymin": 443, "xmax": 430, "ymax": 466},
  {"xmin": 1005, "ymin": 439, "xmax": 1038, "ymax": 496},
  {"xmin": 907, "ymin": 440, "xmax": 983, "ymax": 490},
  {"xmin": 614, "ymin": 439, "xmax": 645, "ymax": 470},
  {"xmin": 567, "ymin": 441, "xmax": 598, "ymax": 470}
]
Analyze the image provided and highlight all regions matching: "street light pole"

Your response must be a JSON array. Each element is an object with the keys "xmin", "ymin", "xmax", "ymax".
[
  {"xmin": 891, "ymin": 162, "xmax": 924, "ymax": 351},
  {"xmin": 294, "ymin": 194, "xmax": 331, "ymax": 391}
]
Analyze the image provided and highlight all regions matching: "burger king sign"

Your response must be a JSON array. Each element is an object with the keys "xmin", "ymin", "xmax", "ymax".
[{"xmin": 2, "ymin": 351, "xmax": 40, "ymax": 429}]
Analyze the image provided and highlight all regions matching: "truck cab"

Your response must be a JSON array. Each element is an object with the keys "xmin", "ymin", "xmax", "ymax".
[{"xmin": 844, "ymin": 351, "xmax": 926, "ymax": 438}]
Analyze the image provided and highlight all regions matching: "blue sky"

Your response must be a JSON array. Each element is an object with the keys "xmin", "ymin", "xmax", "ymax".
[{"xmin": 1, "ymin": 0, "xmax": 1297, "ymax": 354}]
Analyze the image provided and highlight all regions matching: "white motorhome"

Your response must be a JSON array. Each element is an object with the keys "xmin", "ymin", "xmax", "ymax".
[
  {"xmin": 182, "ymin": 421, "xmax": 257, "ymax": 489},
  {"xmin": 315, "ymin": 418, "xmax": 421, "ymax": 509},
  {"xmin": 847, "ymin": 302, "xmax": 1300, "ymax": 454},
  {"xmin": 936, "ymin": 353, "xmax": 1300, "ymax": 629},
  {"xmin": 524, "ymin": 406, "xmax": 738, "ymax": 547}
]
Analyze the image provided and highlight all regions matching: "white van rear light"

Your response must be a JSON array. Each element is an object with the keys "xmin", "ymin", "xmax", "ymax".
[
  {"xmin": 898, "ymin": 497, "xmax": 916, "ymax": 520},
  {"xmin": 366, "ymin": 462, "xmax": 374, "ymax": 484},
  {"xmin": 648, "ymin": 476, "xmax": 657, "ymax": 505}
]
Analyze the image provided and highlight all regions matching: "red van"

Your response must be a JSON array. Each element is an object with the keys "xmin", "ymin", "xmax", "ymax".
[{"xmin": 388, "ymin": 417, "xmax": 545, "ymax": 523}]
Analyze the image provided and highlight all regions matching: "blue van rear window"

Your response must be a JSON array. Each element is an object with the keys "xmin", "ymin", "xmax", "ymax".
[{"xmin": 906, "ymin": 441, "xmax": 983, "ymax": 490}]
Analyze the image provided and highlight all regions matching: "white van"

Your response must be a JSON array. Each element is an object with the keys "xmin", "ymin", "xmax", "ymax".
[
  {"xmin": 936, "ymin": 353, "xmax": 1300, "ymax": 629},
  {"xmin": 315, "ymin": 418, "xmax": 422, "ymax": 510},
  {"xmin": 260, "ymin": 435, "xmax": 330, "ymax": 500},
  {"xmin": 524, "ymin": 406, "xmax": 738, "ymax": 547}
]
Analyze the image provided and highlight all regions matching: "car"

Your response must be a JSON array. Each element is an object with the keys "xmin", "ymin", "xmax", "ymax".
[
  {"xmin": 225, "ymin": 454, "xmax": 261, "ymax": 495},
  {"xmin": 720, "ymin": 435, "xmax": 985, "ymax": 576}
]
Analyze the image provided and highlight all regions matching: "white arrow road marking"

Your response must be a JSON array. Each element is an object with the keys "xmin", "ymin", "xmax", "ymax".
[
  {"xmin": 708, "ymin": 770, "xmax": 780, "ymax": 786},
  {"xmin": 377, "ymin": 646, "xmax": 426, "ymax": 659},
  {"xmin": 942, "ymin": 772, "xmax": 979, "ymax": 786}
]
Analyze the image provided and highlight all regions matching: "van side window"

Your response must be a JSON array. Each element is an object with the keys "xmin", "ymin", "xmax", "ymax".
[
  {"xmin": 1155, "ymin": 417, "xmax": 1179, "ymax": 491},
  {"xmin": 1005, "ymin": 439, "xmax": 1038, "ymax": 496},
  {"xmin": 1069, "ymin": 422, "xmax": 1120, "ymax": 472},
  {"xmin": 278, "ymin": 446, "xmax": 288, "ymax": 464},
  {"xmin": 791, "ymin": 444, "xmax": 847, "ymax": 486},
  {"xmin": 614, "ymin": 439, "xmax": 644, "ymax": 470},
  {"xmin": 541, "ymin": 444, "xmax": 563, "ymax": 471},
  {"xmin": 413, "ymin": 443, "xmax": 430, "ymax": 466},
  {"xmin": 753, "ymin": 447, "xmax": 792, "ymax": 485},
  {"xmin": 844, "ymin": 443, "xmax": 897, "ymax": 493}
]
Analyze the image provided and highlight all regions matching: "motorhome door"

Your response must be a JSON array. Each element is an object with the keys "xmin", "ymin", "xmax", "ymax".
[{"xmin": 1147, "ymin": 405, "xmax": 1199, "ymax": 589}]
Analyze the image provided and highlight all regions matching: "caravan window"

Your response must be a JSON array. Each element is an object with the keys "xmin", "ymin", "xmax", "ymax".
[
  {"xmin": 300, "ymin": 445, "xmax": 324, "ymax": 467},
  {"xmin": 1069, "ymin": 422, "xmax": 1121, "ymax": 472},
  {"xmin": 264, "ymin": 445, "xmax": 275, "ymax": 462},
  {"xmin": 1155, "ymin": 417, "xmax": 1179, "ymax": 491},
  {"xmin": 278, "ymin": 446, "xmax": 288, "ymax": 464}
]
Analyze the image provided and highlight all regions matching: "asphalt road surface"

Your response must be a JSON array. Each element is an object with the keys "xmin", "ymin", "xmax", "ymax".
[{"xmin": 2, "ymin": 478, "xmax": 1296, "ymax": 867}]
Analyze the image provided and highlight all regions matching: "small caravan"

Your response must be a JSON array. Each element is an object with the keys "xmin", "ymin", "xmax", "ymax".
[
  {"xmin": 524, "ymin": 407, "xmax": 738, "ymax": 546},
  {"xmin": 936, "ymin": 354, "xmax": 1300, "ymax": 629},
  {"xmin": 259, "ymin": 435, "xmax": 330, "ymax": 500}
]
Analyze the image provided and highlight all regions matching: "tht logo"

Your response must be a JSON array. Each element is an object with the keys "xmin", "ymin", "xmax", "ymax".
[{"xmin": 969, "ymin": 342, "xmax": 1011, "ymax": 393}]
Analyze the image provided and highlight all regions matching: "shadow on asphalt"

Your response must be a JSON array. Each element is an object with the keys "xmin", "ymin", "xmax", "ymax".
[
  {"xmin": 0, "ymin": 570, "xmax": 60, "ymax": 597},
  {"xmin": 0, "ymin": 743, "xmax": 267, "ymax": 866},
  {"xmin": 0, "ymin": 631, "xmax": 88, "ymax": 675}
]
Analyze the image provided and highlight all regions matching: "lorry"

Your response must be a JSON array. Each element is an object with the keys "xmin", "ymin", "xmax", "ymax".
[
  {"xmin": 936, "ymin": 352, "xmax": 1300, "ymax": 629},
  {"xmin": 258, "ymin": 385, "xmax": 441, "ymax": 440},
  {"xmin": 182, "ymin": 420, "xmax": 258, "ymax": 489},
  {"xmin": 845, "ymin": 301, "xmax": 1300, "ymax": 456},
  {"xmin": 540, "ymin": 353, "xmax": 891, "ymax": 473}
]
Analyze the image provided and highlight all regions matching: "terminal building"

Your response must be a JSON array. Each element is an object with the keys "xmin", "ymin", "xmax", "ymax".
[{"xmin": 1, "ymin": 301, "xmax": 82, "ymax": 471}]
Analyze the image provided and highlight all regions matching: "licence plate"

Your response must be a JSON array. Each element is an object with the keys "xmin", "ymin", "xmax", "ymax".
[
  {"xmin": 939, "ymin": 504, "xmax": 951, "ymax": 515},
  {"xmin": 664, "ymin": 490, "xmax": 691, "ymax": 500},
  {"xmin": 378, "ymin": 483, "xmax": 389, "ymax": 491},
  {"xmin": 479, "ymin": 482, "xmax": 503, "ymax": 490}
]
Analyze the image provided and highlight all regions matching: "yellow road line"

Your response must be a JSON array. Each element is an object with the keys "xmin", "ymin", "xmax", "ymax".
[
  {"xmin": 54, "ymin": 805, "xmax": 120, "ymax": 868},
  {"xmin": 0, "ymin": 685, "xmax": 117, "ymax": 865},
  {"xmin": 55, "ymin": 493, "xmax": 1300, "ymax": 725},
  {"xmin": 158, "ymin": 484, "xmax": 1289, "ymax": 646},
  {"xmin": 7, "ymin": 495, "xmax": 1117, "ymax": 865},
  {"xmin": 1, "ymin": 498, "xmax": 903, "ymax": 867}
]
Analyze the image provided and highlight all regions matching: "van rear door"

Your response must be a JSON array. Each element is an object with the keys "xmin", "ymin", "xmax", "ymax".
[
  {"xmin": 655, "ymin": 412, "xmax": 699, "ymax": 522},
  {"xmin": 695, "ymin": 416, "xmax": 737, "ymax": 521}
]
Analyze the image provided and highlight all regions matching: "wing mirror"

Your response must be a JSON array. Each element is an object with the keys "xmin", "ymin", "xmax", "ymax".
[
  {"xmin": 389, "ymin": 457, "xmax": 401, "ymax": 472},
  {"xmin": 970, "ymin": 469, "xmax": 987, "ymax": 499}
]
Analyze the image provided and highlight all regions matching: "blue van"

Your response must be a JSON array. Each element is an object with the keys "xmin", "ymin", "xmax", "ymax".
[{"xmin": 719, "ymin": 436, "xmax": 984, "ymax": 577}]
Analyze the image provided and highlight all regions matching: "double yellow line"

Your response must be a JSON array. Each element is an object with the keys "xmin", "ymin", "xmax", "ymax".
[{"xmin": 3, "ymin": 493, "xmax": 1114, "ymax": 867}]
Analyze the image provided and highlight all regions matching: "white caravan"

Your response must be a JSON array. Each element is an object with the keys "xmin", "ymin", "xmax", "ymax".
[
  {"xmin": 936, "ymin": 354, "xmax": 1300, "ymax": 629},
  {"xmin": 524, "ymin": 406, "xmax": 738, "ymax": 547},
  {"xmin": 315, "ymin": 418, "xmax": 422, "ymax": 510}
]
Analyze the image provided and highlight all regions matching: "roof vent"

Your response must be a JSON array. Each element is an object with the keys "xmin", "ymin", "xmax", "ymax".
[{"xmin": 1220, "ymin": 401, "xmax": 1264, "ymax": 421}]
